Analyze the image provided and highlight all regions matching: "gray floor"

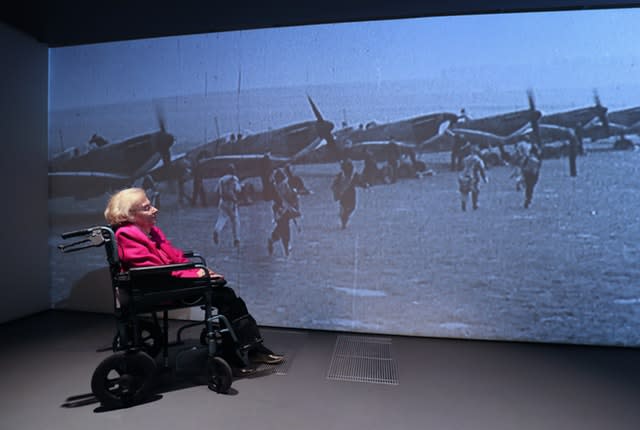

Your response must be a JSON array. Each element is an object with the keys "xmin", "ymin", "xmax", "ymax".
[{"xmin": 2, "ymin": 310, "xmax": 639, "ymax": 430}]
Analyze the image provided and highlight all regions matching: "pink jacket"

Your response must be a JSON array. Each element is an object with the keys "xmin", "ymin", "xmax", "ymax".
[{"xmin": 115, "ymin": 223, "xmax": 201, "ymax": 278}]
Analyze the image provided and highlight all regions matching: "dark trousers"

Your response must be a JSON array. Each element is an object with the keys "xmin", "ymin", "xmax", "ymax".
[
  {"xmin": 166, "ymin": 281, "xmax": 263, "ymax": 364},
  {"xmin": 270, "ymin": 218, "xmax": 291, "ymax": 250},
  {"xmin": 523, "ymin": 171, "xmax": 539, "ymax": 208},
  {"xmin": 192, "ymin": 177, "xmax": 207, "ymax": 207}
]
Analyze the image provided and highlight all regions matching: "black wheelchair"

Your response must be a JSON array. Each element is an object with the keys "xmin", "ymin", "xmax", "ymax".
[{"xmin": 58, "ymin": 226, "xmax": 261, "ymax": 409}]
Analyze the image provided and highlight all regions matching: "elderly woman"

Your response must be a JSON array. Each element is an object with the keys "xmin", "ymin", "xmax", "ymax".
[{"xmin": 104, "ymin": 187, "xmax": 283, "ymax": 374}]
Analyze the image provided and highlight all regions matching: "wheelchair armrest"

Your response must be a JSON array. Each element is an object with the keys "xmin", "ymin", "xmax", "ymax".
[
  {"xmin": 183, "ymin": 251, "xmax": 207, "ymax": 265},
  {"xmin": 122, "ymin": 262, "xmax": 215, "ymax": 306},
  {"xmin": 128, "ymin": 262, "xmax": 204, "ymax": 277}
]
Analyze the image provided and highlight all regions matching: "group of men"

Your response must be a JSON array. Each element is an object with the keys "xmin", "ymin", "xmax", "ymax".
[
  {"xmin": 329, "ymin": 136, "xmax": 543, "ymax": 236},
  {"xmin": 211, "ymin": 162, "xmax": 306, "ymax": 257},
  {"xmin": 204, "ymin": 136, "xmax": 543, "ymax": 257},
  {"xmin": 454, "ymin": 138, "xmax": 542, "ymax": 211}
]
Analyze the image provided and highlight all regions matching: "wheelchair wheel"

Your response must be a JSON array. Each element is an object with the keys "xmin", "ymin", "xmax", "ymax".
[
  {"xmin": 207, "ymin": 356, "xmax": 232, "ymax": 394},
  {"xmin": 91, "ymin": 351, "xmax": 156, "ymax": 409},
  {"xmin": 112, "ymin": 319, "xmax": 163, "ymax": 358}
]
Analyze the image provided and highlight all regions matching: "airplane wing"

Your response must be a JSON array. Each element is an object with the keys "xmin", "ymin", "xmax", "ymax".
[
  {"xmin": 444, "ymin": 127, "xmax": 511, "ymax": 148},
  {"xmin": 527, "ymin": 124, "xmax": 575, "ymax": 143},
  {"xmin": 582, "ymin": 121, "xmax": 629, "ymax": 141},
  {"xmin": 49, "ymin": 171, "xmax": 131, "ymax": 200},
  {"xmin": 146, "ymin": 152, "xmax": 189, "ymax": 182},
  {"xmin": 289, "ymin": 137, "xmax": 326, "ymax": 162},
  {"xmin": 418, "ymin": 133, "xmax": 456, "ymax": 153},
  {"xmin": 608, "ymin": 107, "xmax": 640, "ymax": 128},
  {"xmin": 585, "ymin": 106, "xmax": 640, "ymax": 138},
  {"xmin": 342, "ymin": 140, "xmax": 417, "ymax": 162},
  {"xmin": 198, "ymin": 154, "xmax": 291, "ymax": 180},
  {"xmin": 627, "ymin": 123, "xmax": 640, "ymax": 134}
]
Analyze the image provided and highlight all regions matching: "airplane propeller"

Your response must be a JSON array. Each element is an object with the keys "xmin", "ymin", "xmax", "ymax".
[
  {"xmin": 307, "ymin": 95, "xmax": 338, "ymax": 157},
  {"xmin": 593, "ymin": 89, "xmax": 610, "ymax": 134},
  {"xmin": 156, "ymin": 103, "xmax": 167, "ymax": 134},
  {"xmin": 152, "ymin": 103, "xmax": 176, "ymax": 179},
  {"xmin": 527, "ymin": 89, "xmax": 542, "ymax": 148}
]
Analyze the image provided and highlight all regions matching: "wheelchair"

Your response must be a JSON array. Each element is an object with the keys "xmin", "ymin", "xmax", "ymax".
[{"xmin": 58, "ymin": 226, "xmax": 261, "ymax": 409}]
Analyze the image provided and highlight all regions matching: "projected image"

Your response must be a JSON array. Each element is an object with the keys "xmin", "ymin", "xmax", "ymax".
[{"xmin": 49, "ymin": 9, "xmax": 640, "ymax": 347}]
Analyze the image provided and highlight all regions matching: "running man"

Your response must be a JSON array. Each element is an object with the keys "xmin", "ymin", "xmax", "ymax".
[
  {"xmin": 457, "ymin": 145, "xmax": 488, "ymax": 211},
  {"xmin": 213, "ymin": 163, "xmax": 241, "ymax": 247}
]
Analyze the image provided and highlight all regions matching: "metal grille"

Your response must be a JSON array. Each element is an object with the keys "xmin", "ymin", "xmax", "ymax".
[{"xmin": 327, "ymin": 335, "xmax": 399, "ymax": 385}]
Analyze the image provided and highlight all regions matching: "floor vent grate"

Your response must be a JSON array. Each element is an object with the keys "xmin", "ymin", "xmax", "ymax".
[{"xmin": 327, "ymin": 335, "xmax": 399, "ymax": 385}]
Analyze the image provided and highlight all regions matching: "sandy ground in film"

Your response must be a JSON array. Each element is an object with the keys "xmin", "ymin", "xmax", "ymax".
[{"xmin": 49, "ymin": 139, "xmax": 640, "ymax": 347}]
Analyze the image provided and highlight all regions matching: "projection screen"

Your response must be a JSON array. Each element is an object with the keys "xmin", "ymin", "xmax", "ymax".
[{"xmin": 48, "ymin": 8, "xmax": 640, "ymax": 347}]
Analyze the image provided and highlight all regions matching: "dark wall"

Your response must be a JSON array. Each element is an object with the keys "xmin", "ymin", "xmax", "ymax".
[
  {"xmin": 2, "ymin": 0, "xmax": 639, "ymax": 47},
  {"xmin": 0, "ymin": 22, "xmax": 49, "ymax": 323}
]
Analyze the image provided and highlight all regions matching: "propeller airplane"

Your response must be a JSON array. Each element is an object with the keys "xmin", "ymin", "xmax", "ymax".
[
  {"xmin": 445, "ymin": 91, "xmax": 543, "ymax": 149},
  {"xmin": 299, "ymin": 99, "xmax": 459, "ymax": 164},
  {"xmin": 581, "ymin": 104, "xmax": 640, "ymax": 147},
  {"xmin": 179, "ymin": 95, "xmax": 336, "ymax": 181},
  {"xmin": 513, "ymin": 90, "xmax": 611, "ymax": 157},
  {"xmin": 49, "ymin": 106, "xmax": 175, "ymax": 200}
]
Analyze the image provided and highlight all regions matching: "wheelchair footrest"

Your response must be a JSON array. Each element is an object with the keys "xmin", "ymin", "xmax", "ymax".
[{"xmin": 238, "ymin": 337, "xmax": 263, "ymax": 352}]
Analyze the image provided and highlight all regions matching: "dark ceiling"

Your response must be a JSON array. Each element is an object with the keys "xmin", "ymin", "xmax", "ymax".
[{"xmin": 1, "ymin": 0, "xmax": 639, "ymax": 47}]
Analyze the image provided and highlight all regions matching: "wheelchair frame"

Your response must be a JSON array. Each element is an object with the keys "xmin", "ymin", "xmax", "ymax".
[{"xmin": 58, "ymin": 225, "xmax": 251, "ymax": 409}]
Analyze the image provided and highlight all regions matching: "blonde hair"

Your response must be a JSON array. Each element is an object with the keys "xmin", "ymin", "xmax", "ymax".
[{"xmin": 104, "ymin": 188, "xmax": 147, "ymax": 226}]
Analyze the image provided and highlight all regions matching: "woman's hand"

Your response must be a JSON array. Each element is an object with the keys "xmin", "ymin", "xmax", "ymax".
[
  {"xmin": 210, "ymin": 271, "xmax": 225, "ymax": 282},
  {"xmin": 198, "ymin": 268, "xmax": 225, "ymax": 283}
]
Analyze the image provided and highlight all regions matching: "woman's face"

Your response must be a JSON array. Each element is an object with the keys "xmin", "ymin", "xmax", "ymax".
[{"xmin": 132, "ymin": 196, "xmax": 158, "ymax": 232}]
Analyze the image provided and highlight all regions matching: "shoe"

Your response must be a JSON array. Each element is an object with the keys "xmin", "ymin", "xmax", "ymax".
[
  {"xmin": 250, "ymin": 351, "xmax": 284, "ymax": 365},
  {"xmin": 213, "ymin": 231, "xmax": 219, "ymax": 244},
  {"xmin": 232, "ymin": 366, "xmax": 258, "ymax": 377}
]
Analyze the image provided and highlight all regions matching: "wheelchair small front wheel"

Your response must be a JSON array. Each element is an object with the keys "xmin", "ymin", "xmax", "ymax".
[
  {"xmin": 91, "ymin": 351, "xmax": 157, "ymax": 409},
  {"xmin": 207, "ymin": 356, "xmax": 232, "ymax": 394}
]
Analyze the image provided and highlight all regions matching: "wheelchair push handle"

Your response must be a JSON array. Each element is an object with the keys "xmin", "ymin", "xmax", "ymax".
[
  {"xmin": 61, "ymin": 228, "xmax": 94, "ymax": 239},
  {"xmin": 59, "ymin": 226, "xmax": 115, "ymax": 253}
]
